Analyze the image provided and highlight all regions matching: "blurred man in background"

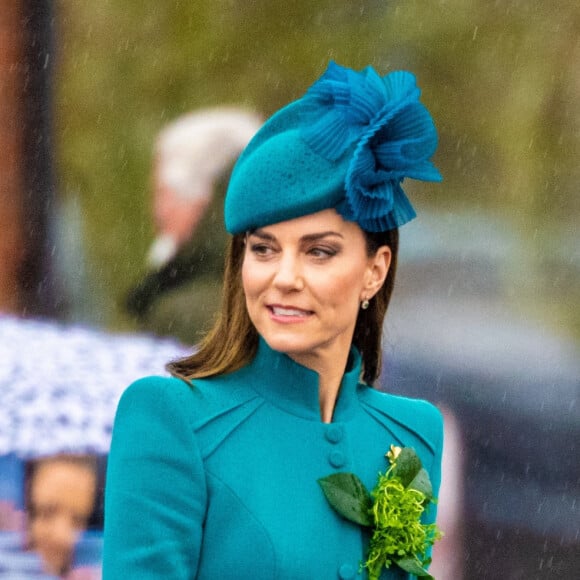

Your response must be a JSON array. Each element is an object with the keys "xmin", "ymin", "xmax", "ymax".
[{"xmin": 126, "ymin": 107, "xmax": 262, "ymax": 344}]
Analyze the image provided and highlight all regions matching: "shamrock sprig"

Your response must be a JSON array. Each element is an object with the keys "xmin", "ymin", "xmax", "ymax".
[{"xmin": 318, "ymin": 445, "xmax": 442, "ymax": 579}]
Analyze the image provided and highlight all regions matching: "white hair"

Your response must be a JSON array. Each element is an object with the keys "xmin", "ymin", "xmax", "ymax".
[{"xmin": 155, "ymin": 107, "xmax": 263, "ymax": 201}]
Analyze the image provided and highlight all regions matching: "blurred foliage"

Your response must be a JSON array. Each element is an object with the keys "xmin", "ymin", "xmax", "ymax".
[{"xmin": 54, "ymin": 0, "xmax": 579, "ymax": 338}]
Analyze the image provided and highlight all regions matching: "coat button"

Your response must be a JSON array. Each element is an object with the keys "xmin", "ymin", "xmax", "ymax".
[
  {"xmin": 329, "ymin": 450, "xmax": 346, "ymax": 468},
  {"xmin": 325, "ymin": 425, "xmax": 344, "ymax": 443},
  {"xmin": 338, "ymin": 563, "xmax": 356, "ymax": 579}
]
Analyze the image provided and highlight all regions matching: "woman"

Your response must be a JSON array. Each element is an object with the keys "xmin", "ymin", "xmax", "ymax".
[{"xmin": 103, "ymin": 62, "xmax": 444, "ymax": 579}]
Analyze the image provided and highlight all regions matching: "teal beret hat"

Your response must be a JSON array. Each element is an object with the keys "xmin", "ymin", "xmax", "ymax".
[{"xmin": 224, "ymin": 61, "xmax": 442, "ymax": 234}]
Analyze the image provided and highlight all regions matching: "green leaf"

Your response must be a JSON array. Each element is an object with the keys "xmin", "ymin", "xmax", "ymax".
[
  {"xmin": 318, "ymin": 473, "xmax": 373, "ymax": 527},
  {"xmin": 396, "ymin": 557, "xmax": 434, "ymax": 578},
  {"xmin": 408, "ymin": 467, "xmax": 433, "ymax": 501},
  {"xmin": 391, "ymin": 447, "xmax": 422, "ymax": 488}
]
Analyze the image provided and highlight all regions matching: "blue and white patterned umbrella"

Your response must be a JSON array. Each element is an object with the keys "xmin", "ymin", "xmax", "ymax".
[{"xmin": 0, "ymin": 315, "xmax": 190, "ymax": 458}]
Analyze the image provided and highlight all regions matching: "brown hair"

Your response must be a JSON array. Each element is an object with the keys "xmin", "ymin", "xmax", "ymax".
[{"xmin": 167, "ymin": 228, "xmax": 398, "ymax": 385}]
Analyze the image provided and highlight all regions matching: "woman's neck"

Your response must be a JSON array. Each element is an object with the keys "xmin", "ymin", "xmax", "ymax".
[
  {"xmin": 289, "ymin": 349, "xmax": 349, "ymax": 423},
  {"xmin": 318, "ymin": 376, "xmax": 342, "ymax": 423}
]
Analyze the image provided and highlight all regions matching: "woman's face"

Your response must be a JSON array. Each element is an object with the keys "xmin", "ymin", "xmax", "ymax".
[{"xmin": 242, "ymin": 208, "xmax": 390, "ymax": 373}]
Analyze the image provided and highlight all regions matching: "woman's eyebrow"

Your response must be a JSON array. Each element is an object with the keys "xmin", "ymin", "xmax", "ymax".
[
  {"xmin": 248, "ymin": 229, "xmax": 275, "ymax": 241},
  {"xmin": 300, "ymin": 231, "xmax": 344, "ymax": 243},
  {"xmin": 248, "ymin": 229, "xmax": 344, "ymax": 242}
]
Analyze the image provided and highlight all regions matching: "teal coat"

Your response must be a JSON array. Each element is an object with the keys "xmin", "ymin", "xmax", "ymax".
[{"xmin": 103, "ymin": 339, "xmax": 443, "ymax": 579}]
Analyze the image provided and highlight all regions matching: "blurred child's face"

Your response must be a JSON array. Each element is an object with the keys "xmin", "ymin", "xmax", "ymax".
[{"xmin": 28, "ymin": 459, "xmax": 97, "ymax": 576}]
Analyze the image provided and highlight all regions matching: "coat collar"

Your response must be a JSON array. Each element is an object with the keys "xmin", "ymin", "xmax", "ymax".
[{"xmin": 234, "ymin": 337, "xmax": 363, "ymax": 422}]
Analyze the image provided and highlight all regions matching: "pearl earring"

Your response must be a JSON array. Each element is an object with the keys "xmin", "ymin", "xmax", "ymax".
[{"xmin": 361, "ymin": 299, "xmax": 370, "ymax": 310}]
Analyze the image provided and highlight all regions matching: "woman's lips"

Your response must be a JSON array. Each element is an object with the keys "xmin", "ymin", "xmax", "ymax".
[{"xmin": 269, "ymin": 305, "xmax": 313, "ymax": 318}]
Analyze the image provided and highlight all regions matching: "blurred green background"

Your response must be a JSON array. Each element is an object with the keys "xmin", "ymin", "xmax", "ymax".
[{"xmin": 53, "ymin": 0, "xmax": 579, "ymax": 339}]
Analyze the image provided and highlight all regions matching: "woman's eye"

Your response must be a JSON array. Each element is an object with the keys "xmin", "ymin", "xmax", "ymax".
[
  {"xmin": 308, "ymin": 246, "xmax": 337, "ymax": 259},
  {"xmin": 249, "ymin": 243, "xmax": 274, "ymax": 256}
]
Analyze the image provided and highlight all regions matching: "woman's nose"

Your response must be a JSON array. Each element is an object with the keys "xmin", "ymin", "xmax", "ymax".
[{"xmin": 272, "ymin": 254, "xmax": 304, "ymax": 291}]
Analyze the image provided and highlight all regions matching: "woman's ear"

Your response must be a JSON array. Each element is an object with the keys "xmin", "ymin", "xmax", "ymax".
[{"xmin": 364, "ymin": 246, "xmax": 392, "ymax": 299}]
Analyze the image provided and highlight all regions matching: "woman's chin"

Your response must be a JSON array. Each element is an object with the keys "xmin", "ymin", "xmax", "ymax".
[{"xmin": 261, "ymin": 334, "xmax": 315, "ymax": 359}]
